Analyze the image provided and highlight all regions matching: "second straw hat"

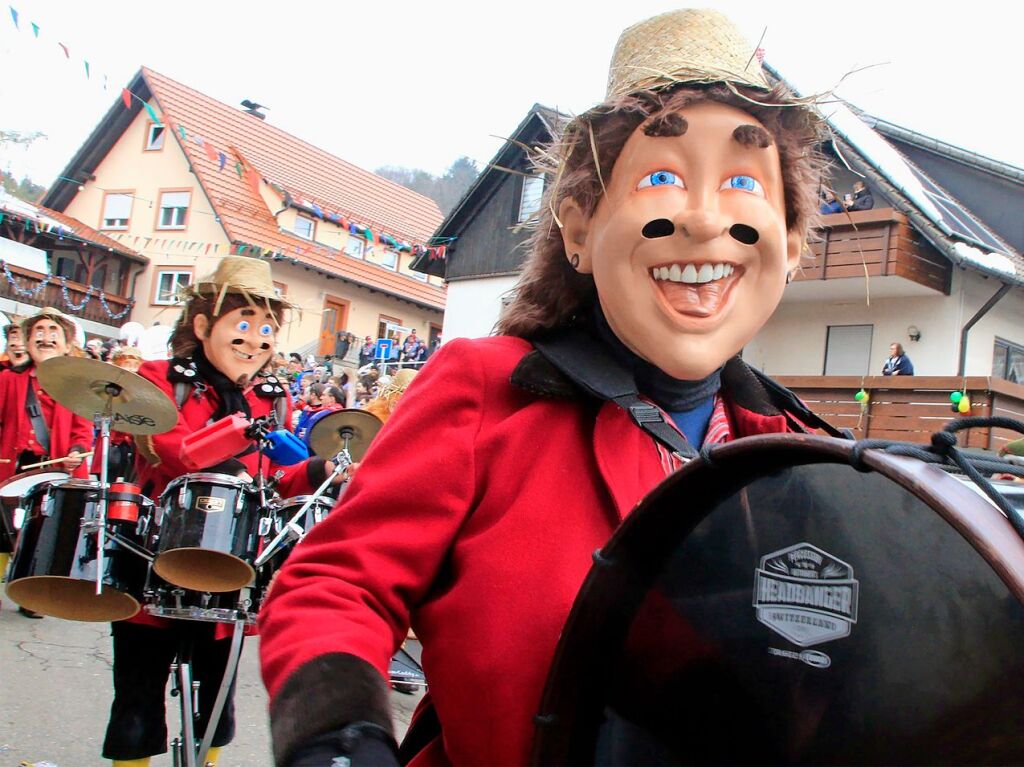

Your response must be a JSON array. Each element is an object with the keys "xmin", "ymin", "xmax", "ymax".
[{"xmin": 606, "ymin": 9, "xmax": 769, "ymax": 99}]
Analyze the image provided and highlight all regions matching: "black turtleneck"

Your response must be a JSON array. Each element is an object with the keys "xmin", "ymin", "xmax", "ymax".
[{"xmin": 591, "ymin": 303, "xmax": 722, "ymax": 445}]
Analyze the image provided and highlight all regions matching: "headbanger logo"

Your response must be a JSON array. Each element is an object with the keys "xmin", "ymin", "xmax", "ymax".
[
  {"xmin": 113, "ymin": 412, "xmax": 157, "ymax": 428},
  {"xmin": 753, "ymin": 542, "xmax": 858, "ymax": 647}
]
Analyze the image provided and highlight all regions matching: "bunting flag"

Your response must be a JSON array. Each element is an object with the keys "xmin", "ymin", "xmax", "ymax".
[
  {"xmin": 57, "ymin": 41, "xmax": 68, "ymax": 58},
  {"xmin": 83, "ymin": 60, "xmax": 89, "ymax": 79},
  {"xmin": 247, "ymin": 168, "xmax": 260, "ymax": 196},
  {"xmin": 235, "ymin": 161, "xmax": 243, "ymax": 178},
  {"xmin": 178, "ymin": 124, "xmax": 187, "ymax": 141},
  {"xmin": 30, "ymin": 21, "xmax": 37, "ymax": 36},
  {"xmin": 311, "ymin": 203, "xmax": 324, "ymax": 220},
  {"xmin": 218, "ymin": 152, "xmax": 226, "ymax": 172},
  {"xmin": 121, "ymin": 88, "xmax": 132, "ymax": 110},
  {"xmin": 203, "ymin": 141, "xmax": 218, "ymax": 163},
  {"xmin": 143, "ymin": 101, "xmax": 160, "ymax": 125},
  {"xmin": 8, "ymin": 5, "xmax": 17, "ymax": 28}
]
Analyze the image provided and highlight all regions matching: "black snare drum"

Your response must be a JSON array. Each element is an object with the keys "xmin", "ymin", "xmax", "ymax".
[
  {"xmin": 6, "ymin": 479, "xmax": 149, "ymax": 621},
  {"xmin": 152, "ymin": 473, "xmax": 267, "ymax": 593},
  {"xmin": 532, "ymin": 434, "xmax": 1024, "ymax": 766},
  {"xmin": 0, "ymin": 470, "xmax": 69, "ymax": 555},
  {"xmin": 142, "ymin": 571, "xmax": 258, "ymax": 626}
]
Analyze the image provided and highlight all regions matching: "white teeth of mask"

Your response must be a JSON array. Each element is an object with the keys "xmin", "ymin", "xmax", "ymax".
[{"xmin": 651, "ymin": 263, "xmax": 735, "ymax": 283}]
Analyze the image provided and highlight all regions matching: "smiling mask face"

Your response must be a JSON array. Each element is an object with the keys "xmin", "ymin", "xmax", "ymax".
[
  {"xmin": 27, "ymin": 319, "xmax": 70, "ymax": 364},
  {"xmin": 6, "ymin": 325, "xmax": 28, "ymax": 365},
  {"xmin": 195, "ymin": 305, "xmax": 277, "ymax": 385},
  {"xmin": 560, "ymin": 101, "xmax": 802, "ymax": 381}
]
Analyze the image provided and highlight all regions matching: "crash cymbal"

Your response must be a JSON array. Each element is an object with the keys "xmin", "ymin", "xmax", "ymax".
[
  {"xmin": 36, "ymin": 356, "xmax": 178, "ymax": 435},
  {"xmin": 308, "ymin": 408, "xmax": 382, "ymax": 461}
]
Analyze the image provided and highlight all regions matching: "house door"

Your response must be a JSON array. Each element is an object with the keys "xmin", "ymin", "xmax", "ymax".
[{"xmin": 318, "ymin": 296, "xmax": 350, "ymax": 357}]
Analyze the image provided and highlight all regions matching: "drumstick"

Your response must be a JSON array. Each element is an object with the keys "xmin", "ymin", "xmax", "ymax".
[{"xmin": 20, "ymin": 451, "xmax": 95, "ymax": 470}]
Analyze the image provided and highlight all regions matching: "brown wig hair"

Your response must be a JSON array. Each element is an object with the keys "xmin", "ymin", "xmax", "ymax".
[
  {"xmin": 497, "ymin": 83, "xmax": 825, "ymax": 338},
  {"xmin": 170, "ymin": 292, "xmax": 285, "ymax": 359}
]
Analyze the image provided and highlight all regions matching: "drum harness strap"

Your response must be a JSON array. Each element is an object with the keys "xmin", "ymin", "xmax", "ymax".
[
  {"xmin": 532, "ymin": 328, "xmax": 846, "ymax": 460},
  {"xmin": 25, "ymin": 380, "xmax": 51, "ymax": 455}
]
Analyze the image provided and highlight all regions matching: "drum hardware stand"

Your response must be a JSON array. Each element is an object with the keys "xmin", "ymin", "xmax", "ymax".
[
  {"xmin": 254, "ymin": 445, "xmax": 351, "ymax": 569},
  {"xmin": 169, "ymin": 617, "xmax": 246, "ymax": 767},
  {"xmin": 87, "ymin": 383, "xmax": 121, "ymax": 597}
]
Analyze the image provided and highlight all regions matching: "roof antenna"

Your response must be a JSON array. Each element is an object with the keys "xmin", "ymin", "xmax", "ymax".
[{"xmin": 241, "ymin": 100, "xmax": 268, "ymax": 120}]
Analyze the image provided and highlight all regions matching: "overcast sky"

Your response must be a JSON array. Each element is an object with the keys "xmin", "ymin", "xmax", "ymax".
[{"xmin": 2, "ymin": 1, "xmax": 1022, "ymax": 188}]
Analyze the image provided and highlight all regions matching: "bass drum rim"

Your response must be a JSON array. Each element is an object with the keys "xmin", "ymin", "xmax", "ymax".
[{"xmin": 530, "ymin": 433, "xmax": 1024, "ymax": 766}]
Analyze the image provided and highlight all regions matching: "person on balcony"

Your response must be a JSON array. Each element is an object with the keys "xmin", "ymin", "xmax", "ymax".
[
  {"xmin": 882, "ymin": 342, "xmax": 915, "ymax": 376},
  {"xmin": 849, "ymin": 180, "xmax": 875, "ymax": 211},
  {"xmin": 258, "ymin": 10, "xmax": 843, "ymax": 767},
  {"xmin": 819, "ymin": 189, "xmax": 843, "ymax": 215}
]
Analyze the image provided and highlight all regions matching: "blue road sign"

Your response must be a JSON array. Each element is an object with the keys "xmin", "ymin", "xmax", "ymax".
[{"xmin": 375, "ymin": 338, "xmax": 394, "ymax": 360}]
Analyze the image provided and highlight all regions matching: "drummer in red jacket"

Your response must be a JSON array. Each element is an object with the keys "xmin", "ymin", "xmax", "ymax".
[
  {"xmin": 102, "ymin": 257, "xmax": 335, "ymax": 767},
  {"xmin": 259, "ymin": 10, "xmax": 839, "ymax": 767}
]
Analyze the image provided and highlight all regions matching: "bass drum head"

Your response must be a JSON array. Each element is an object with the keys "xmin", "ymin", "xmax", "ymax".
[{"xmin": 533, "ymin": 436, "xmax": 1024, "ymax": 766}]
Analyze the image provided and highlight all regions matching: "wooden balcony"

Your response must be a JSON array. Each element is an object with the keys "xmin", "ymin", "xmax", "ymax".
[
  {"xmin": 0, "ymin": 263, "xmax": 133, "ymax": 325},
  {"xmin": 776, "ymin": 375, "xmax": 1024, "ymax": 452},
  {"xmin": 797, "ymin": 208, "xmax": 952, "ymax": 294}
]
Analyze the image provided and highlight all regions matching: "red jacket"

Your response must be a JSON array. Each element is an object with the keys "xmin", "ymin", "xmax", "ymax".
[
  {"xmin": 259, "ymin": 336, "xmax": 806, "ymax": 766},
  {"xmin": 0, "ymin": 365, "xmax": 94, "ymax": 483}
]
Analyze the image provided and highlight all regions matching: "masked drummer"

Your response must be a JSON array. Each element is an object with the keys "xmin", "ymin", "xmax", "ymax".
[
  {"xmin": 259, "ymin": 10, "xmax": 839, "ymax": 767},
  {"xmin": 102, "ymin": 257, "xmax": 337, "ymax": 767},
  {"xmin": 0, "ymin": 316, "xmax": 29, "ymax": 370}
]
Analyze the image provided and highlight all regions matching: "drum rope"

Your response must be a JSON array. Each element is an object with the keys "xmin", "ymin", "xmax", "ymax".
[{"xmin": 846, "ymin": 416, "xmax": 1024, "ymax": 540}]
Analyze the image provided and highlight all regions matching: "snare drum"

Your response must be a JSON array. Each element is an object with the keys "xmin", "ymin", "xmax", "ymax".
[
  {"xmin": 152, "ymin": 473, "xmax": 267, "ymax": 593},
  {"xmin": 533, "ymin": 434, "xmax": 1024, "ymax": 766},
  {"xmin": 5, "ymin": 479, "xmax": 150, "ymax": 621},
  {"xmin": 142, "ymin": 571, "xmax": 258, "ymax": 626}
]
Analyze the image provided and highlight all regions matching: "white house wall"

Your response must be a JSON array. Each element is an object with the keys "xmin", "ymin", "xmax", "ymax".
[
  {"xmin": 747, "ymin": 270, "xmax": 1024, "ymax": 377},
  {"xmin": 442, "ymin": 275, "xmax": 519, "ymax": 340}
]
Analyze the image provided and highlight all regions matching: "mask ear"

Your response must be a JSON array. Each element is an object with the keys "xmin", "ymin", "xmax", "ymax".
[
  {"xmin": 786, "ymin": 230, "xmax": 803, "ymax": 273},
  {"xmin": 558, "ymin": 197, "xmax": 594, "ymax": 273},
  {"xmin": 193, "ymin": 313, "xmax": 210, "ymax": 341}
]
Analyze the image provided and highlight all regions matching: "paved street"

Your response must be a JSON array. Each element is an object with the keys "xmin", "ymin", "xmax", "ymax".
[{"xmin": 0, "ymin": 594, "xmax": 423, "ymax": 766}]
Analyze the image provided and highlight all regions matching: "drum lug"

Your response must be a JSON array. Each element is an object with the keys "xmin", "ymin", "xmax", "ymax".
[
  {"xmin": 258, "ymin": 516, "xmax": 273, "ymax": 537},
  {"xmin": 136, "ymin": 514, "xmax": 149, "ymax": 538},
  {"xmin": 13, "ymin": 506, "xmax": 25, "ymax": 529}
]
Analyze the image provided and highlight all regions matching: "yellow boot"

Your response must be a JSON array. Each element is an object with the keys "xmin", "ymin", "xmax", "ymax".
[
  {"xmin": 0, "ymin": 552, "xmax": 10, "ymax": 582},
  {"xmin": 111, "ymin": 760, "xmax": 150, "ymax": 767},
  {"xmin": 204, "ymin": 747, "xmax": 221, "ymax": 766}
]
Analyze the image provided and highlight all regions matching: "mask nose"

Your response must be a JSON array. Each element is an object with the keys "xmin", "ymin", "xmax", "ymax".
[{"xmin": 675, "ymin": 209, "xmax": 728, "ymax": 244}]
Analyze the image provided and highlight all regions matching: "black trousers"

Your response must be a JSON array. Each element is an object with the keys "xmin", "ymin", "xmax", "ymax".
[{"xmin": 102, "ymin": 621, "xmax": 239, "ymax": 760}]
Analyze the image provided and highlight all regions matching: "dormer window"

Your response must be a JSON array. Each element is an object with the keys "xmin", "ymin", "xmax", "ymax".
[
  {"xmin": 344, "ymin": 236, "xmax": 365, "ymax": 259},
  {"xmin": 294, "ymin": 216, "xmax": 315, "ymax": 240},
  {"xmin": 517, "ymin": 174, "xmax": 545, "ymax": 223},
  {"xmin": 145, "ymin": 123, "xmax": 165, "ymax": 151}
]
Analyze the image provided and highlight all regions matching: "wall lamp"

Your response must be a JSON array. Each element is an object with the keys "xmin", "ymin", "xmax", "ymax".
[{"xmin": 907, "ymin": 325, "xmax": 921, "ymax": 342}]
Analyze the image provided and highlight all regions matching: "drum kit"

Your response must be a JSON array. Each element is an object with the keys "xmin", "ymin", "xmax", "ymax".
[{"xmin": 0, "ymin": 357, "xmax": 418, "ymax": 767}]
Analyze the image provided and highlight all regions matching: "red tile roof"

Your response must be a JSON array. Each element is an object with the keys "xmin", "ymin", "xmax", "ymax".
[
  {"xmin": 0, "ymin": 195, "xmax": 143, "ymax": 261},
  {"xmin": 141, "ymin": 67, "xmax": 445, "ymax": 310}
]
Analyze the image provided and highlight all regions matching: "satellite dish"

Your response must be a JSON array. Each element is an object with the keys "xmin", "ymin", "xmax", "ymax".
[{"xmin": 139, "ymin": 324, "xmax": 173, "ymax": 361}]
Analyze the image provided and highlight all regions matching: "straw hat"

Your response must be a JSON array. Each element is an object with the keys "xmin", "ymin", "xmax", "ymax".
[
  {"xmin": 183, "ymin": 256, "xmax": 298, "ymax": 319},
  {"xmin": 21, "ymin": 306, "xmax": 78, "ymax": 343},
  {"xmin": 606, "ymin": 9, "xmax": 769, "ymax": 99},
  {"xmin": 111, "ymin": 345, "xmax": 143, "ymax": 363}
]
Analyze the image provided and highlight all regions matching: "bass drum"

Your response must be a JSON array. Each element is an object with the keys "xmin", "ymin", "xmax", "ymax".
[{"xmin": 532, "ymin": 434, "xmax": 1024, "ymax": 766}]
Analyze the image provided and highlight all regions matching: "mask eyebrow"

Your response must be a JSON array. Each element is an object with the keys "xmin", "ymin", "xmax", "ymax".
[
  {"xmin": 643, "ymin": 112, "xmax": 688, "ymax": 137},
  {"xmin": 732, "ymin": 124, "xmax": 773, "ymax": 148}
]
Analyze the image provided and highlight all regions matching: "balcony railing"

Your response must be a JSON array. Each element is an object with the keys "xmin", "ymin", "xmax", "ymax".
[
  {"xmin": 0, "ymin": 263, "xmax": 133, "ymax": 325},
  {"xmin": 798, "ymin": 208, "xmax": 952, "ymax": 294},
  {"xmin": 776, "ymin": 375, "xmax": 1024, "ymax": 452}
]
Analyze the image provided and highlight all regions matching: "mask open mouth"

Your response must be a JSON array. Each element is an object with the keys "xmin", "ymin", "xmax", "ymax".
[
  {"xmin": 649, "ymin": 261, "xmax": 741, "ymax": 317},
  {"xmin": 231, "ymin": 348, "xmax": 256, "ymax": 361}
]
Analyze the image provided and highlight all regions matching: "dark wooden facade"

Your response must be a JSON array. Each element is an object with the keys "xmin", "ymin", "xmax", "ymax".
[
  {"xmin": 0, "ymin": 263, "xmax": 134, "ymax": 325},
  {"xmin": 445, "ymin": 169, "xmax": 532, "ymax": 280},
  {"xmin": 797, "ymin": 208, "xmax": 952, "ymax": 294},
  {"xmin": 778, "ymin": 375, "xmax": 1024, "ymax": 451}
]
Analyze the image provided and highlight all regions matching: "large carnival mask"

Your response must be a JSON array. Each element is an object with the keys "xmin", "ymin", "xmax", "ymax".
[
  {"xmin": 27, "ymin": 319, "xmax": 71, "ymax": 364},
  {"xmin": 559, "ymin": 101, "xmax": 802, "ymax": 381},
  {"xmin": 194, "ymin": 305, "xmax": 277, "ymax": 385}
]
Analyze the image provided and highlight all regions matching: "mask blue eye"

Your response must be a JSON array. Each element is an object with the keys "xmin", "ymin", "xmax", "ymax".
[
  {"xmin": 236, "ymin": 320, "xmax": 250, "ymax": 333},
  {"xmin": 259, "ymin": 323, "xmax": 274, "ymax": 337},
  {"xmin": 637, "ymin": 170, "xmax": 685, "ymax": 190},
  {"xmin": 721, "ymin": 175, "xmax": 765, "ymax": 196}
]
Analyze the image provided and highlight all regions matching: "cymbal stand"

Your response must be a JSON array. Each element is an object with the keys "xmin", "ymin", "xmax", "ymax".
[
  {"xmin": 169, "ymin": 617, "xmax": 245, "ymax": 767},
  {"xmin": 253, "ymin": 437, "xmax": 353, "ymax": 569},
  {"xmin": 84, "ymin": 383, "xmax": 120, "ymax": 596}
]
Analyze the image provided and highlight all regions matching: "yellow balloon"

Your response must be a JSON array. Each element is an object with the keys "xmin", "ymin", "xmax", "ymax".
[{"xmin": 957, "ymin": 397, "xmax": 971, "ymax": 413}]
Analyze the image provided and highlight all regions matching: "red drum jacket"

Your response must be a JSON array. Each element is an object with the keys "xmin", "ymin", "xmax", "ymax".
[
  {"xmin": 0, "ymin": 365, "xmax": 93, "ymax": 483},
  {"xmin": 259, "ymin": 336, "xmax": 816, "ymax": 767}
]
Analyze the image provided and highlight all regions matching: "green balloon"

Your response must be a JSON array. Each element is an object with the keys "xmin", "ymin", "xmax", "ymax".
[
  {"xmin": 950, "ymin": 391, "xmax": 963, "ymax": 404},
  {"xmin": 855, "ymin": 390, "xmax": 867, "ymax": 402}
]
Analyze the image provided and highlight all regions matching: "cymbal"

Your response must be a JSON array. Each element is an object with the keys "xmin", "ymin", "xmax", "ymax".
[
  {"xmin": 36, "ymin": 356, "xmax": 178, "ymax": 435},
  {"xmin": 308, "ymin": 408, "xmax": 382, "ymax": 461}
]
